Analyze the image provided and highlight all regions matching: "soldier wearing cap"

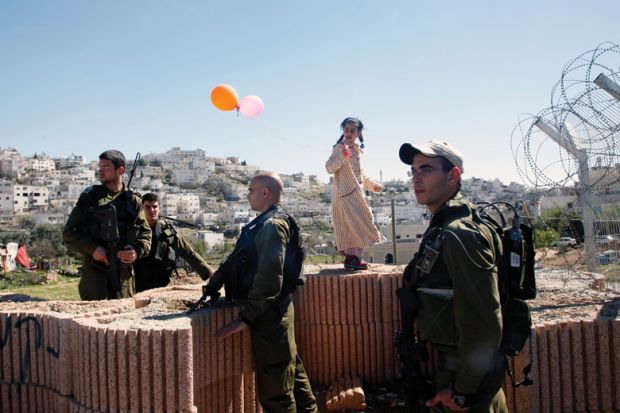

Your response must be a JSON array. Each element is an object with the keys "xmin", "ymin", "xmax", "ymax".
[
  {"xmin": 398, "ymin": 140, "xmax": 507, "ymax": 412},
  {"xmin": 63, "ymin": 150, "xmax": 152, "ymax": 300}
]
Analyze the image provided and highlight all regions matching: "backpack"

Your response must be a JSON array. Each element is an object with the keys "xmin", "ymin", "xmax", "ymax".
[
  {"xmin": 280, "ymin": 213, "xmax": 306, "ymax": 296},
  {"xmin": 476, "ymin": 201, "xmax": 536, "ymax": 387}
]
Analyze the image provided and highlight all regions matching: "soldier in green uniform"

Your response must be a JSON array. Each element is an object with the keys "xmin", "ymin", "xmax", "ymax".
[
  {"xmin": 214, "ymin": 172, "xmax": 318, "ymax": 413},
  {"xmin": 134, "ymin": 192, "xmax": 214, "ymax": 292},
  {"xmin": 62, "ymin": 150, "xmax": 152, "ymax": 300},
  {"xmin": 398, "ymin": 141, "xmax": 507, "ymax": 413}
]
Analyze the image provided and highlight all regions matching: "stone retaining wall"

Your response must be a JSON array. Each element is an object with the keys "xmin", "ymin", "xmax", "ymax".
[{"xmin": 1, "ymin": 271, "xmax": 619, "ymax": 412}]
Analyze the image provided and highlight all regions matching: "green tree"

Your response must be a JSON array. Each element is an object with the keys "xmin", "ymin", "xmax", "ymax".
[
  {"xmin": 534, "ymin": 228, "xmax": 559, "ymax": 248},
  {"xmin": 537, "ymin": 206, "xmax": 580, "ymax": 234},
  {"xmin": 30, "ymin": 224, "xmax": 67, "ymax": 257},
  {"xmin": 29, "ymin": 238, "xmax": 57, "ymax": 259},
  {"xmin": 190, "ymin": 239, "xmax": 208, "ymax": 258},
  {"xmin": 0, "ymin": 230, "xmax": 29, "ymax": 245}
]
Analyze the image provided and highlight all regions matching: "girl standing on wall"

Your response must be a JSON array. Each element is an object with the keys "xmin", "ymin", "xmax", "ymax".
[{"xmin": 325, "ymin": 117, "xmax": 385, "ymax": 270}]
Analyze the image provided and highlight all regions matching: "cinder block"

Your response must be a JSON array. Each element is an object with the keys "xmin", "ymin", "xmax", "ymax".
[
  {"xmin": 326, "ymin": 276, "xmax": 334, "ymax": 325},
  {"xmin": 558, "ymin": 322, "xmax": 572, "ymax": 413},
  {"xmin": 139, "ymin": 329, "xmax": 152, "ymax": 413},
  {"xmin": 164, "ymin": 329, "xmax": 177, "ymax": 413},
  {"xmin": 546, "ymin": 323, "xmax": 561, "ymax": 412},
  {"xmin": 596, "ymin": 319, "xmax": 613, "ymax": 411},
  {"xmin": 390, "ymin": 274, "xmax": 400, "ymax": 323},
  {"xmin": 338, "ymin": 276, "xmax": 348, "ymax": 325},
  {"xmin": 583, "ymin": 321, "xmax": 599, "ymax": 411},
  {"xmin": 116, "ymin": 329, "xmax": 129, "ymax": 413},
  {"xmin": 569, "ymin": 320, "xmax": 586, "ymax": 412},
  {"xmin": 127, "ymin": 329, "xmax": 140, "ymax": 413},
  {"xmin": 177, "ymin": 328, "xmax": 193, "ymax": 412},
  {"xmin": 106, "ymin": 329, "xmax": 118, "ymax": 413},
  {"xmin": 535, "ymin": 325, "xmax": 550, "ymax": 413},
  {"xmin": 325, "ymin": 375, "xmax": 366, "ymax": 411},
  {"xmin": 97, "ymin": 327, "xmax": 108, "ymax": 412},
  {"xmin": 613, "ymin": 320, "xmax": 620, "ymax": 412}
]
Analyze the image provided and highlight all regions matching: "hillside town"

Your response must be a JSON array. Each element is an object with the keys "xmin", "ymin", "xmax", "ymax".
[{"xmin": 1, "ymin": 145, "xmax": 587, "ymax": 263}]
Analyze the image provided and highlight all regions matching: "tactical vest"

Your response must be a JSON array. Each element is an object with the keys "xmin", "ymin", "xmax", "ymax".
[
  {"xmin": 407, "ymin": 202, "xmax": 502, "ymax": 347},
  {"xmin": 224, "ymin": 205, "xmax": 304, "ymax": 301},
  {"xmin": 79, "ymin": 185, "xmax": 141, "ymax": 247},
  {"xmin": 152, "ymin": 220, "xmax": 181, "ymax": 270}
]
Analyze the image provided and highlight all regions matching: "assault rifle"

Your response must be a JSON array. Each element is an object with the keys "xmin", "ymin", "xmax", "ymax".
[
  {"xmin": 187, "ymin": 247, "xmax": 245, "ymax": 313},
  {"xmin": 394, "ymin": 286, "xmax": 434, "ymax": 412},
  {"xmin": 91, "ymin": 203, "xmax": 123, "ymax": 298},
  {"xmin": 187, "ymin": 284, "xmax": 221, "ymax": 314},
  {"xmin": 126, "ymin": 152, "xmax": 141, "ymax": 190},
  {"xmin": 163, "ymin": 216, "xmax": 202, "ymax": 229}
]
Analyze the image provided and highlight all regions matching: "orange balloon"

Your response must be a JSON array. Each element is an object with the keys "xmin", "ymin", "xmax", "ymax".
[{"xmin": 210, "ymin": 84, "xmax": 239, "ymax": 111}]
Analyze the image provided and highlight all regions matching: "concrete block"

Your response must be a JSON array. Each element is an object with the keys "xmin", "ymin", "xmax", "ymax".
[{"xmin": 325, "ymin": 375, "xmax": 366, "ymax": 411}]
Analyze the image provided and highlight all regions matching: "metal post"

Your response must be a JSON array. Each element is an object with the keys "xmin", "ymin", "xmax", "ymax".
[
  {"xmin": 534, "ymin": 118, "xmax": 596, "ymax": 270},
  {"xmin": 594, "ymin": 73, "xmax": 620, "ymax": 101},
  {"xmin": 391, "ymin": 198, "xmax": 397, "ymax": 265}
]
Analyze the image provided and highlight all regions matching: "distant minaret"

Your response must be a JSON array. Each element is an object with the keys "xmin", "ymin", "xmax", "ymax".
[{"xmin": 380, "ymin": 169, "xmax": 383, "ymax": 184}]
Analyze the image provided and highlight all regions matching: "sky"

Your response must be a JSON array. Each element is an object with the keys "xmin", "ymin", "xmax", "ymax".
[{"xmin": 1, "ymin": 1, "xmax": 619, "ymax": 185}]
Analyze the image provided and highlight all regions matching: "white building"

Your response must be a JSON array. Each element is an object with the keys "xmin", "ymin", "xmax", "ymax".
[
  {"xmin": 54, "ymin": 154, "xmax": 85, "ymax": 169},
  {"xmin": 31, "ymin": 212, "xmax": 66, "ymax": 225},
  {"xmin": 12, "ymin": 185, "xmax": 49, "ymax": 214},
  {"xmin": 183, "ymin": 230, "xmax": 224, "ymax": 250},
  {"xmin": 172, "ymin": 168, "xmax": 196, "ymax": 185},
  {"xmin": 160, "ymin": 193, "xmax": 201, "ymax": 216},
  {"xmin": 0, "ymin": 179, "xmax": 13, "ymax": 214},
  {"xmin": 23, "ymin": 155, "xmax": 55, "ymax": 172},
  {"xmin": 0, "ymin": 148, "xmax": 24, "ymax": 175}
]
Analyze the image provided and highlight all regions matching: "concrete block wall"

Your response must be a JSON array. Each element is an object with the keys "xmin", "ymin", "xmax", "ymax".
[
  {"xmin": 294, "ymin": 272, "xmax": 401, "ymax": 386},
  {"xmin": 0, "ymin": 300, "xmax": 135, "ymax": 412},
  {"xmin": 191, "ymin": 304, "xmax": 261, "ymax": 413},
  {"xmin": 1, "ymin": 271, "xmax": 620, "ymax": 412},
  {"xmin": 501, "ymin": 319, "xmax": 620, "ymax": 413},
  {"xmin": 68, "ymin": 320, "xmax": 194, "ymax": 413}
]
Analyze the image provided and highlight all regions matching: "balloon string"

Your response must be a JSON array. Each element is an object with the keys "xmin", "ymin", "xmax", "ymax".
[{"xmin": 250, "ymin": 117, "xmax": 330, "ymax": 151}]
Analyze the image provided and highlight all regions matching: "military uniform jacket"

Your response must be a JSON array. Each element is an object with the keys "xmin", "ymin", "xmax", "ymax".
[
  {"xmin": 407, "ymin": 195, "xmax": 503, "ymax": 394},
  {"xmin": 238, "ymin": 204, "xmax": 298, "ymax": 365},
  {"xmin": 62, "ymin": 185, "xmax": 151, "ymax": 294},
  {"xmin": 134, "ymin": 219, "xmax": 214, "ymax": 292}
]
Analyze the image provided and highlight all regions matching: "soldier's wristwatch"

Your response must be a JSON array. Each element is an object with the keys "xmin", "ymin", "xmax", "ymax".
[{"xmin": 451, "ymin": 389, "xmax": 469, "ymax": 408}]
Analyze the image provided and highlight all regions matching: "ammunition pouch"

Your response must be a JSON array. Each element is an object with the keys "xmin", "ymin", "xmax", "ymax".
[
  {"xmin": 500, "ymin": 297, "xmax": 532, "ymax": 356},
  {"xmin": 416, "ymin": 288, "xmax": 457, "ymax": 346},
  {"xmin": 154, "ymin": 237, "xmax": 178, "ymax": 270}
]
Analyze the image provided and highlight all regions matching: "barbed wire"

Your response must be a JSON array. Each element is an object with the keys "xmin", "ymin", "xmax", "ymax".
[
  {"xmin": 511, "ymin": 42, "xmax": 620, "ymax": 276},
  {"xmin": 512, "ymin": 42, "xmax": 620, "ymax": 192}
]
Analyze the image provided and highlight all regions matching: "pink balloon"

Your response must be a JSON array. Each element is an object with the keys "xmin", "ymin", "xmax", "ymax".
[{"xmin": 238, "ymin": 95, "xmax": 264, "ymax": 118}]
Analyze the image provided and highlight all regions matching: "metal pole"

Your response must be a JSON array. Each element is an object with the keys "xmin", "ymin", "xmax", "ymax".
[
  {"xmin": 391, "ymin": 198, "xmax": 397, "ymax": 265},
  {"xmin": 534, "ymin": 118, "xmax": 596, "ymax": 270},
  {"xmin": 594, "ymin": 73, "xmax": 620, "ymax": 101}
]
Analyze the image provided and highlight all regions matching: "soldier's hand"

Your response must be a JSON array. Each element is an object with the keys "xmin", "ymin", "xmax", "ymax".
[
  {"xmin": 92, "ymin": 246, "xmax": 109, "ymax": 265},
  {"xmin": 425, "ymin": 388, "xmax": 469, "ymax": 412},
  {"xmin": 215, "ymin": 319, "xmax": 247, "ymax": 338},
  {"xmin": 117, "ymin": 246, "xmax": 138, "ymax": 264}
]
